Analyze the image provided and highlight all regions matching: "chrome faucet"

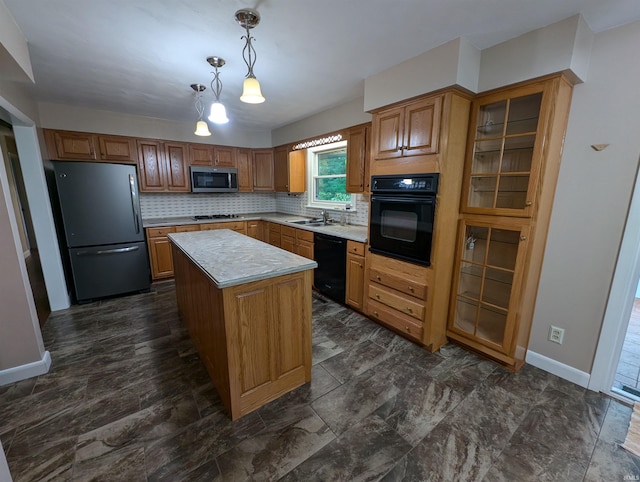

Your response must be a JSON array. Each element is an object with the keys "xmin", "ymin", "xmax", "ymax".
[{"xmin": 321, "ymin": 210, "xmax": 330, "ymax": 224}]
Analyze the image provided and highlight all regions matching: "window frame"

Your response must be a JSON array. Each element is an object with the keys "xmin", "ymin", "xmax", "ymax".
[{"xmin": 305, "ymin": 140, "xmax": 355, "ymax": 211}]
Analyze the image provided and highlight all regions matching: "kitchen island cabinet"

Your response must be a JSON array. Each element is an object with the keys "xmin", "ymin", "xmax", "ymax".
[{"xmin": 169, "ymin": 229, "xmax": 315, "ymax": 420}]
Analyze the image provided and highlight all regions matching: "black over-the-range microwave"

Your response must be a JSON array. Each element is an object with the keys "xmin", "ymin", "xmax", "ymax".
[{"xmin": 190, "ymin": 166, "xmax": 238, "ymax": 193}]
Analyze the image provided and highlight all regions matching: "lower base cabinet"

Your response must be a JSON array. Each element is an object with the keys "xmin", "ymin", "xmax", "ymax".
[
  {"xmin": 346, "ymin": 241, "xmax": 366, "ymax": 310},
  {"xmin": 172, "ymin": 244, "xmax": 313, "ymax": 420},
  {"xmin": 364, "ymin": 252, "xmax": 430, "ymax": 345},
  {"xmin": 147, "ymin": 226, "xmax": 176, "ymax": 280}
]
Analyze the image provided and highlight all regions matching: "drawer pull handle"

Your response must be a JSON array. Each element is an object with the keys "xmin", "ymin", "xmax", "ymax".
[
  {"xmin": 406, "ymin": 307, "xmax": 412, "ymax": 313},
  {"xmin": 374, "ymin": 311, "xmax": 379, "ymax": 316},
  {"xmin": 376, "ymin": 275, "xmax": 381, "ymax": 280},
  {"xmin": 375, "ymin": 294, "xmax": 380, "ymax": 299},
  {"xmin": 405, "ymin": 326, "xmax": 410, "ymax": 332},
  {"xmin": 408, "ymin": 286, "xmax": 414, "ymax": 292}
]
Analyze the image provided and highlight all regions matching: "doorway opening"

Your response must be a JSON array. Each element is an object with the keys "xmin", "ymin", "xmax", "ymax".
[
  {"xmin": 612, "ymin": 279, "xmax": 640, "ymax": 401},
  {"xmin": 0, "ymin": 121, "xmax": 50, "ymax": 326}
]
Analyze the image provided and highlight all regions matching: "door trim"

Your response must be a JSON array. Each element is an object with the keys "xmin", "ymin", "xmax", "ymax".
[{"xmin": 589, "ymin": 157, "xmax": 640, "ymax": 393}]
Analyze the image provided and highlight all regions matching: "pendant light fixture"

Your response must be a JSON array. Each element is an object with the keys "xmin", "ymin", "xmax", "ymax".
[
  {"xmin": 235, "ymin": 8, "xmax": 265, "ymax": 104},
  {"xmin": 207, "ymin": 56, "xmax": 230, "ymax": 124},
  {"xmin": 190, "ymin": 83, "xmax": 211, "ymax": 136}
]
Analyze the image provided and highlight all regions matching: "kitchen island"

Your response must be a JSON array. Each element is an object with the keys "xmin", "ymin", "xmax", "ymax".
[{"xmin": 168, "ymin": 229, "xmax": 317, "ymax": 420}]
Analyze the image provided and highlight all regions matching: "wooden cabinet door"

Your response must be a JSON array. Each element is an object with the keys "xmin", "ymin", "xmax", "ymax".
[
  {"xmin": 189, "ymin": 144, "xmax": 214, "ymax": 166},
  {"xmin": 164, "ymin": 142, "xmax": 190, "ymax": 192},
  {"xmin": 403, "ymin": 95, "xmax": 441, "ymax": 157},
  {"xmin": 346, "ymin": 252, "xmax": 365, "ymax": 310},
  {"xmin": 148, "ymin": 236, "xmax": 174, "ymax": 279},
  {"xmin": 288, "ymin": 150, "xmax": 306, "ymax": 193},
  {"xmin": 237, "ymin": 149, "xmax": 253, "ymax": 192},
  {"xmin": 98, "ymin": 135, "xmax": 137, "ymax": 163},
  {"xmin": 246, "ymin": 221, "xmax": 264, "ymax": 240},
  {"xmin": 461, "ymin": 84, "xmax": 546, "ymax": 217},
  {"xmin": 346, "ymin": 124, "xmax": 368, "ymax": 193},
  {"xmin": 296, "ymin": 240, "xmax": 314, "ymax": 260},
  {"xmin": 273, "ymin": 145, "xmax": 289, "ymax": 192},
  {"xmin": 213, "ymin": 146, "xmax": 237, "ymax": 168},
  {"xmin": 448, "ymin": 217, "xmax": 529, "ymax": 356},
  {"xmin": 253, "ymin": 149, "xmax": 274, "ymax": 191},
  {"xmin": 47, "ymin": 130, "xmax": 98, "ymax": 160},
  {"xmin": 137, "ymin": 139, "xmax": 166, "ymax": 191},
  {"xmin": 372, "ymin": 106, "xmax": 404, "ymax": 160}
]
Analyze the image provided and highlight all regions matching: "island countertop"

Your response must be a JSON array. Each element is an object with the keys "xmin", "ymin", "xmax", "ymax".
[{"xmin": 168, "ymin": 229, "xmax": 317, "ymax": 288}]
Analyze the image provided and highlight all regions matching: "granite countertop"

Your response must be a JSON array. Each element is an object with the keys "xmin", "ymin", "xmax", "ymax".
[
  {"xmin": 144, "ymin": 212, "xmax": 368, "ymax": 243},
  {"xmin": 168, "ymin": 229, "xmax": 318, "ymax": 288}
]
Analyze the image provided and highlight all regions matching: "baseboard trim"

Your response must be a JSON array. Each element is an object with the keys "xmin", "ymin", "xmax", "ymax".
[
  {"xmin": 526, "ymin": 350, "xmax": 591, "ymax": 388},
  {"xmin": 0, "ymin": 351, "xmax": 51, "ymax": 387}
]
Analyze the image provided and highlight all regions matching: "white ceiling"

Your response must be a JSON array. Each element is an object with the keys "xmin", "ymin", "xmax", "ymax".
[{"xmin": 4, "ymin": 0, "xmax": 640, "ymax": 132}]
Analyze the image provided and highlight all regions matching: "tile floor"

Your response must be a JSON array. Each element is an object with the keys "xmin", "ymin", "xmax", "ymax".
[
  {"xmin": 614, "ymin": 298, "xmax": 640, "ymax": 394},
  {"xmin": 1, "ymin": 282, "xmax": 639, "ymax": 481}
]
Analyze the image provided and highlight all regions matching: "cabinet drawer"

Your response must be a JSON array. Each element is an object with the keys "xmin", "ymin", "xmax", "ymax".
[
  {"xmin": 367, "ymin": 299, "xmax": 423, "ymax": 343},
  {"xmin": 269, "ymin": 223, "xmax": 281, "ymax": 234},
  {"xmin": 369, "ymin": 268, "xmax": 427, "ymax": 299},
  {"xmin": 200, "ymin": 221, "xmax": 245, "ymax": 231},
  {"xmin": 281, "ymin": 225, "xmax": 296, "ymax": 238},
  {"xmin": 175, "ymin": 224, "xmax": 200, "ymax": 232},
  {"xmin": 147, "ymin": 226, "xmax": 176, "ymax": 237},
  {"xmin": 368, "ymin": 282, "xmax": 425, "ymax": 321},
  {"xmin": 347, "ymin": 240, "xmax": 365, "ymax": 256},
  {"xmin": 296, "ymin": 229, "xmax": 314, "ymax": 243}
]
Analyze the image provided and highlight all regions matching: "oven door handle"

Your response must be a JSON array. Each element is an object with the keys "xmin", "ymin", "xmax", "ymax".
[{"xmin": 371, "ymin": 195, "xmax": 435, "ymax": 204}]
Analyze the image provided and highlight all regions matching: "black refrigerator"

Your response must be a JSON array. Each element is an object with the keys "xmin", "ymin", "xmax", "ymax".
[{"xmin": 52, "ymin": 161, "xmax": 150, "ymax": 303}]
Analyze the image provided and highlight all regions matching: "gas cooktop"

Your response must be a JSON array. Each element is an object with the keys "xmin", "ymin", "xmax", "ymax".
[{"xmin": 192, "ymin": 214, "xmax": 240, "ymax": 220}]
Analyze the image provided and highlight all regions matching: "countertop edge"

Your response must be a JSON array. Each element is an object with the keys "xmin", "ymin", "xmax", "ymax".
[{"xmin": 145, "ymin": 212, "xmax": 368, "ymax": 243}]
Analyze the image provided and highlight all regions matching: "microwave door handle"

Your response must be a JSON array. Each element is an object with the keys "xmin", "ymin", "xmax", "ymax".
[{"xmin": 129, "ymin": 174, "xmax": 141, "ymax": 234}]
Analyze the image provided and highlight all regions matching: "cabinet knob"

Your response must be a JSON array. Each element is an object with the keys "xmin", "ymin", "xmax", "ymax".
[
  {"xmin": 520, "ymin": 235, "xmax": 527, "ymax": 241},
  {"xmin": 408, "ymin": 286, "xmax": 414, "ymax": 292},
  {"xmin": 358, "ymin": 263, "xmax": 362, "ymax": 267},
  {"xmin": 406, "ymin": 307, "xmax": 413, "ymax": 313},
  {"xmin": 405, "ymin": 326, "xmax": 410, "ymax": 332},
  {"xmin": 376, "ymin": 275, "xmax": 381, "ymax": 280},
  {"xmin": 375, "ymin": 294, "xmax": 380, "ymax": 299},
  {"xmin": 525, "ymin": 201, "xmax": 533, "ymax": 206},
  {"xmin": 374, "ymin": 311, "xmax": 379, "ymax": 317}
]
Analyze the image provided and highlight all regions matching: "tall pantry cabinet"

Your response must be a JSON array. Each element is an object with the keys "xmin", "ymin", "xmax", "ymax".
[{"xmin": 447, "ymin": 74, "xmax": 574, "ymax": 370}]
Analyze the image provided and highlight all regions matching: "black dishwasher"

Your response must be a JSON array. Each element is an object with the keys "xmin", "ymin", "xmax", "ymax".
[{"xmin": 314, "ymin": 232, "xmax": 347, "ymax": 303}]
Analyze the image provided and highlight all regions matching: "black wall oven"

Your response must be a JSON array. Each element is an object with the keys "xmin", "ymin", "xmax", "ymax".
[{"xmin": 369, "ymin": 174, "xmax": 438, "ymax": 266}]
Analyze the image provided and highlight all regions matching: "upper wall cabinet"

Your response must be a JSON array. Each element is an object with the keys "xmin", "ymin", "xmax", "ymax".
[
  {"xmin": 137, "ymin": 140, "xmax": 190, "ymax": 192},
  {"xmin": 237, "ymin": 148, "xmax": 253, "ymax": 192},
  {"xmin": 274, "ymin": 145, "xmax": 305, "ymax": 193},
  {"xmin": 44, "ymin": 129, "xmax": 137, "ymax": 163},
  {"xmin": 461, "ymin": 83, "xmax": 551, "ymax": 217},
  {"xmin": 371, "ymin": 95, "xmax": 442, "ymax": 163},
  {"xmin": 252, "ymin": 148, "xmax": 275, "ymax": 192},
  {"xmin": 188, "ymin": 144, "xmax": 237, "ymax": 168},
  {"xmin": 346, "ymin": 123, "xmax": 370, "ymax": 194}
]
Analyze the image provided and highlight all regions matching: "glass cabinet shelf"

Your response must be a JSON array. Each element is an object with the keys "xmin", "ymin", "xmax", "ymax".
[{"xmin": 464, "ymin": 92, "xmax": 543, "ymax": 213}]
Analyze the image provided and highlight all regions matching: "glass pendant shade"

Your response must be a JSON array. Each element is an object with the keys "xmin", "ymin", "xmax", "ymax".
[
  {"xmin": 240, "ymin": 77, "xmax": 265, "ymax": 104},
  {"xmin": 194, "ymin": 120, "xmax": 211, "ymax": 136},
  {"xmin": 208, "ymin": 101, "xmax": 229, "ymax": 124}
]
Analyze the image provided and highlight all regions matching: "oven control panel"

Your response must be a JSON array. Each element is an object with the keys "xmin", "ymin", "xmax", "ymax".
[{"xmin": 371, "ymin": 174, "xmax": 439, "ymax": 194}]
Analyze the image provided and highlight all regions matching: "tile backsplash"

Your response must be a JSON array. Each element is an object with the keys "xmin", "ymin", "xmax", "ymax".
[{"xmin": 140, "ymin": 191, "xmax": 369, "ymax": 226}]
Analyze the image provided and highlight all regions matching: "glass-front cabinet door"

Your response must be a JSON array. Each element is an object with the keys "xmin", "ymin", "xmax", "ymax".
[
  {"xmin": 448, "ymin": 218, "xmax": 530, "ymax": 355},
  {"xmin": 462, "ymin": 84, "xmax": 547, "ymax": 217}
]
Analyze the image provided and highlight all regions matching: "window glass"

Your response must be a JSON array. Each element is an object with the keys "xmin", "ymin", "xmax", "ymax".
[{"xmin": 306, "ymin": 140, "xmax": 355, "ymax": 209}]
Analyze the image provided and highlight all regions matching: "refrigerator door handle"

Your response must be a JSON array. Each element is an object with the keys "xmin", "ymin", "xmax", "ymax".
[
  {"xmin": 129, "ymin": 174, "xmax": 141, "ymax": 234},
  {"xmin": 76, "ymin": 246, "xmax": 140, "ymax": 256}
]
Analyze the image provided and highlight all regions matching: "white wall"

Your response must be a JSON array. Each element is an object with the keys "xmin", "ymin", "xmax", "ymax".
[
  {"xmin": 271, "ymin": 97, "xmax": 371, "ymax": 147},
  {"xmin": 528, "ymin": 19, "xmax": 640, "ymax": 372},
  {"xmin": 478, "ymin": 15, "xmax": 593, "ymax": 91},
  {"xmin": 38, "ymin": 102, "xmax": 272, "ymax": 148}
]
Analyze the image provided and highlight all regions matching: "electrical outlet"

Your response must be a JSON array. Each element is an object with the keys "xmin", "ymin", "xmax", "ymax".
[{"xmin": 549, "ymin": 325, "xmax": 565, "ymax": 344}]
